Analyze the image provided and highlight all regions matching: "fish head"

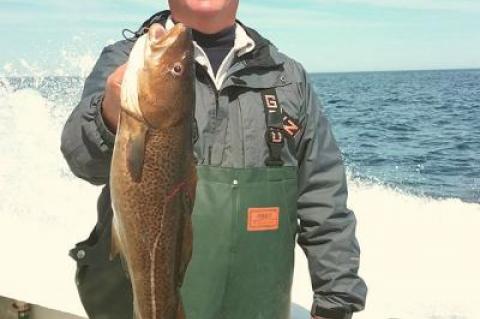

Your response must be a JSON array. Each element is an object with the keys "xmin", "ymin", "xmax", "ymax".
[{"xmin": 138, "ymin": 23, "xmax": 195, "ymax": 129}]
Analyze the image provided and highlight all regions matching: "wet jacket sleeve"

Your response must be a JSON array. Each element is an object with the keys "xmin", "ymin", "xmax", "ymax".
[
  {"xmin": 60, "ymin": 40, "xmax": 132, "ymax": 185},
  {"xmin": 296, "ymin": 70, "xmax": 367, "ymax": 319}
]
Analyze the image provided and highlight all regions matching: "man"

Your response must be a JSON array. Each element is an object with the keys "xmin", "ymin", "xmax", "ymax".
[{"xmin": 61, "ymin": 0, "xmax": 367, "ymax": 318}]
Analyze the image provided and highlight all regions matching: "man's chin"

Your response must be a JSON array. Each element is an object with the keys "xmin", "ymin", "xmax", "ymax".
[{"xmin": 183, "ymin": 0, "xmax": 233, "ymax": 16}]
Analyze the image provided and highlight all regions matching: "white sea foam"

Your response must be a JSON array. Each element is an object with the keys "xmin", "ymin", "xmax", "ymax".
[
  {"xmin": 1, "ymin": 34, "xmax": 101, "ymax": 78},
  {"xmin": 348, "ymin": 182, "xmax": 479, "ymax": 319},
  {"xmin": 0, "ymin": 69, "xmax": 478, "ymax": 319},
  {"xmin": 0, "ymin": 87, "xmax": 98, "ymax": 316}
]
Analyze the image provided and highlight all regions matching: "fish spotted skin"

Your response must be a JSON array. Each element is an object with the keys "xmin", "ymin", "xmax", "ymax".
[{"xmin": 110, "ymin": 23, "xmax": 196, "ymax": 319}]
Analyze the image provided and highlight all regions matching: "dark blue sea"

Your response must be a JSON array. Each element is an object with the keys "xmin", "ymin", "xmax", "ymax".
[
  {"xmin": 0, "ymin": 69, "xmax": 478, "ymax": 203},
  {"xmin": 312, "ymin": 69, "xmax": 480, "ymax": 203}
]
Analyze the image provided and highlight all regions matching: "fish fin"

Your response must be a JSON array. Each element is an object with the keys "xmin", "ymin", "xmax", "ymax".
[
  {"xmin": 109, "ymin": 219, "xmax": 121, "ymax": 261},
  {"xmin": 186, "ymin": 162, "xmax": 197, "ymax": 205},
  {"xmin": 178, "ymin": 214, "xmax": 193, "ymax": 285},
  {"xmin": 126, "ymin": 120, "xmax": 148, "ymax": 183},
  {"xmin": 176, "ymin": 298, "xmax": 186, "ymax": 319},
  {"xmin": 133, "ymin": 299, "xmax": 141, "ymax": 319},
  {"xmin": 110, "ymin": 218, "xmax": 130, "ymax": 278},
  {"xmin": 177, "ymin": 192, "xmax": 194, "ymax": 286}
]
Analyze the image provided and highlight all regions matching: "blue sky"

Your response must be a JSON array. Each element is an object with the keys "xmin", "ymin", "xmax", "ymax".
[{"xmin": 1, "ymin": 0, "xmax": 480, "ymax": 74}]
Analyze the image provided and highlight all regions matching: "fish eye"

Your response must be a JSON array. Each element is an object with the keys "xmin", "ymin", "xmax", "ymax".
[{"xmin": 172, "ymin": 63, "xmax": 183, "ymax": 75}]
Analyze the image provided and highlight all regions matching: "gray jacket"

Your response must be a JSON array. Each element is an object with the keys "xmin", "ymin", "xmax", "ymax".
[{"xmin": 61, "ymin": 10, "xmax": 367, "ymax": 319}]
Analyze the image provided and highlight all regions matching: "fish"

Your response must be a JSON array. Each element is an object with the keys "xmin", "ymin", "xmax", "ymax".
[{"xmin": 109, "ymin": 23, "xmax": 196, "ymax": 319}]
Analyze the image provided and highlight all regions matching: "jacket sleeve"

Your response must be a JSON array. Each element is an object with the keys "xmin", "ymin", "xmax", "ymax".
[
  {"xmin": 60, "ymin": 40, "xmax": 133, "ymax": 185},
  {"xmin": 295, "ymin": 69, "xmax": 367, "ymax": 319}
]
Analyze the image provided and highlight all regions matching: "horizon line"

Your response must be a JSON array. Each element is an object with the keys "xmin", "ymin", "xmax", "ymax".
[
  {"xmin": 1, "ymin": 67, "xmax": 479, "ymax": 79},
  {"xmin": 312, "ymin": 66, "xmax": 480, "ymax": 74}
]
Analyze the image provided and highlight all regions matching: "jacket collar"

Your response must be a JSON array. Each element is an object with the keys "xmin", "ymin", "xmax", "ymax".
[
  {"xmin": 131, "ymin": 10, "xmax": 288, "ymax": 90},
  {"xmin": 135, "ymin": 10, "xmax": 282, "ymax": 71}
]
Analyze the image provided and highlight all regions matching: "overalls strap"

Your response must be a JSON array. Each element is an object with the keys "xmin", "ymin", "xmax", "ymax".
[{"xmin": 261, "ymin": 88, "xmax": 285, "ymax": 167}]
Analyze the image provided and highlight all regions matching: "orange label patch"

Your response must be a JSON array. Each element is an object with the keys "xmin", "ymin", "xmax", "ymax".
[{"xmin": 247, "ymin": 207, "xmax": 280, "ymax": 232}]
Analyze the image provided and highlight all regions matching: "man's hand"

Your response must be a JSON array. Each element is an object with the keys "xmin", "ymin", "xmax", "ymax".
[
  {"xmin": 101, "ymin": 63, "xmax": 127, "ymax": 132},
  {"xmin": 101, "ymin": 23, "xmax": 167, "ymax": 132}
]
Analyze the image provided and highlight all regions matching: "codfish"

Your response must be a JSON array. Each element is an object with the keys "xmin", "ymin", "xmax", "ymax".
[{"xmin": 110, "ymin": 23, "xmax": 196, "ymax": 319}]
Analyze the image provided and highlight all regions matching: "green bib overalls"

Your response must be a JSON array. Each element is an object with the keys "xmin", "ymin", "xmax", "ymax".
[
  {"xmin": 70, "ymin": 165, "xmax": 298, "ymax": 319},
  {"xmin": 70, "ymin": 87, "xmax": 298, "ymax": 319},
  {"xmin": 182, "ymin": 166, "xmax": 297, "ymax": 319}
]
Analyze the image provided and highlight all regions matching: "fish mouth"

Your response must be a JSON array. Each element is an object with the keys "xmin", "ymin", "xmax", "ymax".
[{"xmin": 148, "ymin": 23, "xmax": 193, "ymax": 57}]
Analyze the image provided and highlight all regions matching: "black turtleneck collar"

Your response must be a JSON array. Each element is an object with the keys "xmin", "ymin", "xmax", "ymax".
[
  {"xmin": 192, "ymin": 25, "xmax": 236, "ymax": 49},
  {"xmin": 192, "ymin": 24, "xmax": 236, "ymax": 76}
]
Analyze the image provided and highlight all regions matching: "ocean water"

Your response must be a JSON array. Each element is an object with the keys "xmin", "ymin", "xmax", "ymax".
[
  {"xmin": 313, "ymin": 69, "xmax": 480, "ymax": 203},
  {"xmin": 0, "ymin": 55, "xmax": 479, "ymax": 319},
  {"xmin": 2, "ymin": 69, "xmax": 478, "ymax": 202}
]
